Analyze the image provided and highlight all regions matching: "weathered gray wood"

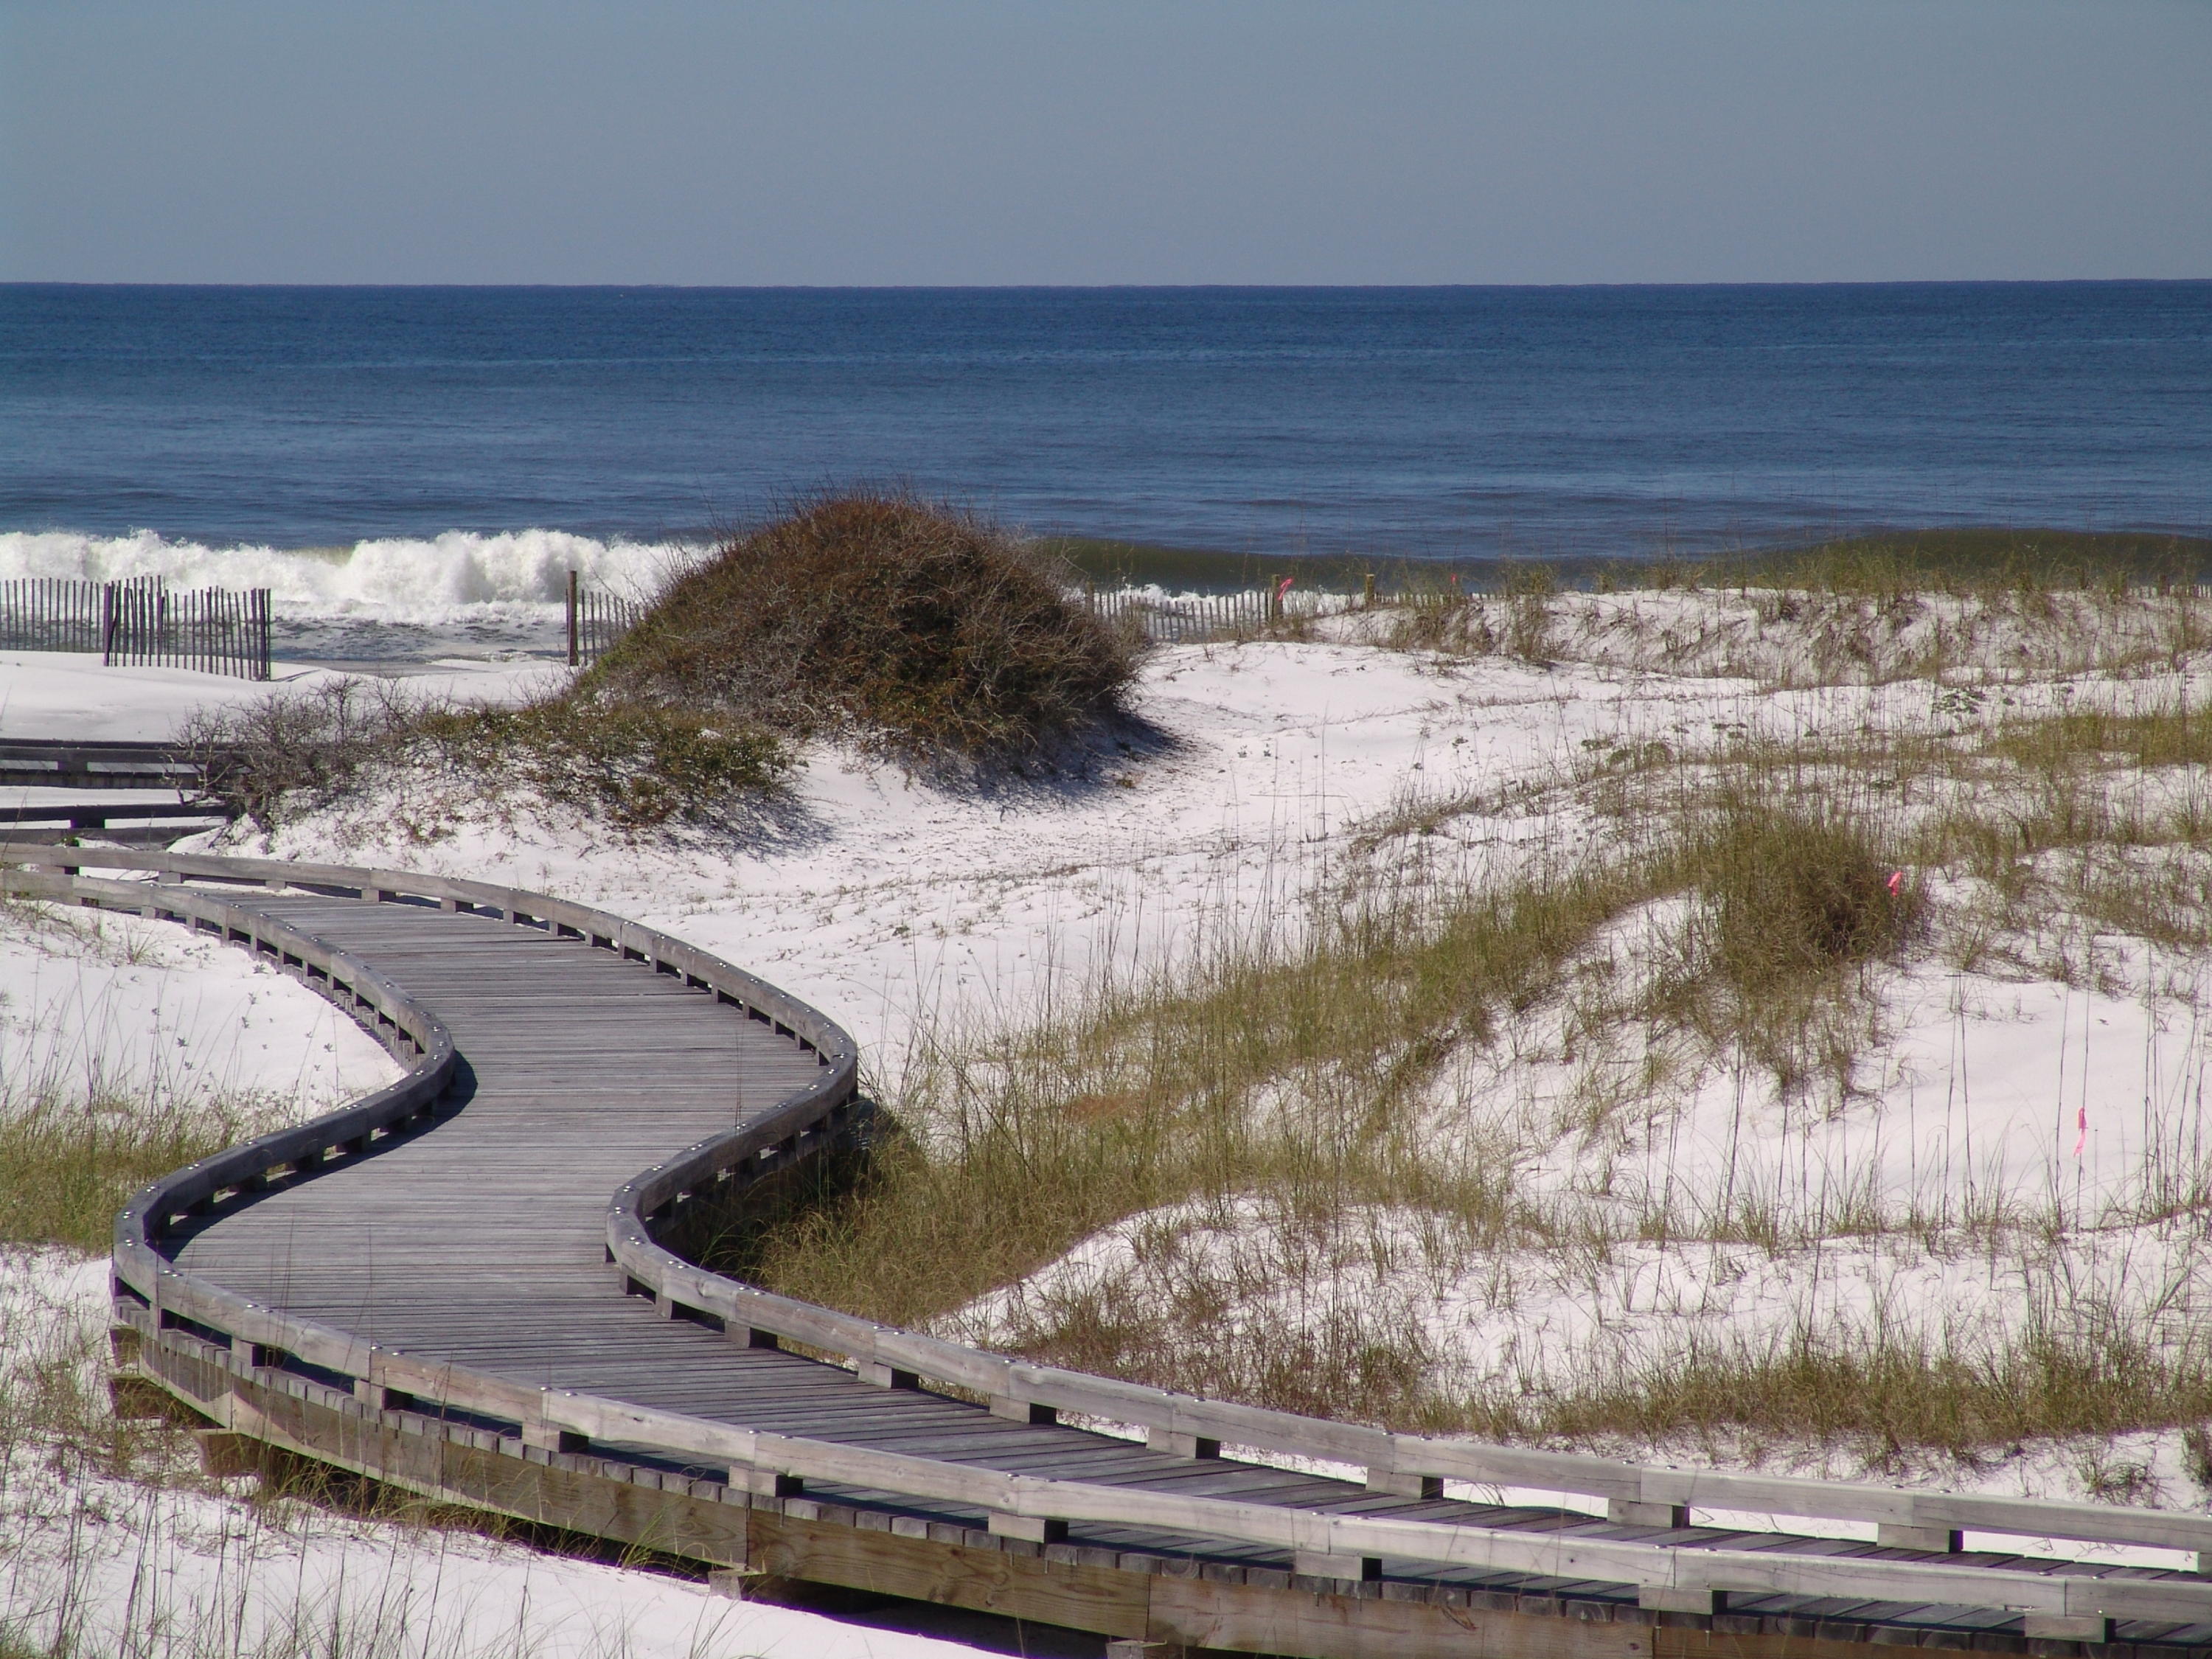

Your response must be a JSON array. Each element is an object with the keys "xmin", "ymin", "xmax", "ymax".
[{"xmin": 23, "ymin": 846, "xmax": 2212, "ymax": 1643}]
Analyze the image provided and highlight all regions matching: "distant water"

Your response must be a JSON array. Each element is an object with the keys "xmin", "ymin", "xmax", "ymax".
[{"xmin": 1, "ymin": 282, "xmax": 2207, "ymax": 657}]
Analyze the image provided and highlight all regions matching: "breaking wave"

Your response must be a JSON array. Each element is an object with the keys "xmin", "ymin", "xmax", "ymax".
[
  {"xmin": 0, "ymin": 529, "xmax": 692, "ymax": 625},
  {"xmin": 0, "ymin": 529, "xmax": 706, "ymax": 661}
]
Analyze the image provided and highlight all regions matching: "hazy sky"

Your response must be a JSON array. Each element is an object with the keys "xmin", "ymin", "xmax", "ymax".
[{"xmin": 4, "ymin": 1, "xmax": 2208, "ymax": 285}]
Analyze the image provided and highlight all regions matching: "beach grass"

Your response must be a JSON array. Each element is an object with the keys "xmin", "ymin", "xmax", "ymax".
[
  {"xmin": 1055, "ymin": 526, "xmax": 2212, "ymax": 602},
  {"xmin": 0, "ymin": 1093, "xmax": 253, "ymax": 1253},
  {"xmin": 713, "ymin": 675, "xmax": 2212, "ymax": 1462},
  {"xmin": 184, "ymin": 675, "xmax": 789, "ymax": 839},
  {"xmin": 720, "ymin": 779, "xmax": 1925, "ymax": 1403},
  {"xmin": 1716, "ymin": 528, "xmax": 2212, "ymax": 595}
]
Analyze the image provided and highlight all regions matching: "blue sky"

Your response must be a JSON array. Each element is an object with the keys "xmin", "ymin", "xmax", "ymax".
[{"xmin": 3, "ymin": 1, "xmax": 2207, "ymax": 285}]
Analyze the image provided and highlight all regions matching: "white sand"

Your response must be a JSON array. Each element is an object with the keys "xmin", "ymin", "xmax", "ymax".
[{"xmin": 10, "ymin": 603, "xmax": 2212, "ymax": 1644}]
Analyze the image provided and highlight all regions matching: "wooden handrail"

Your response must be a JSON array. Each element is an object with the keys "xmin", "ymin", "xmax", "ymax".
[{"xmin": 15, "ymin": 844, "xmax": 2212, "ymax": 1620}]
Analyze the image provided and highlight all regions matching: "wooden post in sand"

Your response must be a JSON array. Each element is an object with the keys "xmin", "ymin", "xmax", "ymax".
[{"xmin": 566, "ymin": 570, "xmax": 580, "ymax": 667}]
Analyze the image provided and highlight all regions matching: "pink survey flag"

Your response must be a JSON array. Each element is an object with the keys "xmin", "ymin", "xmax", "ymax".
[
  {"xmin": 2073, "ymin": 1104, "xmax": 2088, "ymax": 1160},
  {"xmin": 1888, "ymin": 871, "xmax": 1905, "ymax": 897}
]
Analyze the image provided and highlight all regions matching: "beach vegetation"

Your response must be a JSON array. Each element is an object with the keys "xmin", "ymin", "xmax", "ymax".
[
  {"xmin": 184, "ymin": 678, "xmax": 785, "ymax": 840},
  {"xmin": 0, "ymin": 1091, "xmax": 251, "ymax": 1253},
  {"xmin": 712, "ymin": 684, "xmax": 2212, "ymax": 1469},
  {"xmin": 1717, "ymin": 527, "xmax": 2212, "ymax": 597},
  {"xmin": 583, "ymin": 489, "xmax": 1140, "ymax": 767},
  {"xmin": 186, "ymin": 492, "xmax": 1136, "ymax": 837}
]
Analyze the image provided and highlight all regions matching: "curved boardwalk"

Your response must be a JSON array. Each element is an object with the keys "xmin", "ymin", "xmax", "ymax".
[
  {"xmin": 173, "ymin": 893, "xmax": 1360, "ymax": 1511},
  {"xmin": 18, "ymin": 852, "xmax": 2212, "ymax": 1659},
  {"xmin": 167, "ymin": 892, "xmax": 1544, "ymax": 1583}
]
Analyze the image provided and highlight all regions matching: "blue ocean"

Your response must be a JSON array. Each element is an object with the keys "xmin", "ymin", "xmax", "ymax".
[{"xmin": 1, "ymin": 282, "xmax": 2207, "ymax": 655}]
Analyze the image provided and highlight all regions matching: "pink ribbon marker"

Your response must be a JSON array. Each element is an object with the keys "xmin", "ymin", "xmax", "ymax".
[
  {"xmin": 1888, "ymin": 871, "xmax": 1905, "ymax": 897},
  {"xmin": 2073, "ymin": 1104, "xmax": 2088, "ymax": 1160},
  {"xmin": 1276, "ymin": 575, "xmax": 1295, "ymax": 602}
]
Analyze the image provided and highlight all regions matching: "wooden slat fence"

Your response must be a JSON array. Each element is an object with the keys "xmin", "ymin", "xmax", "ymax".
[
  {"xmin": 566, "ymin": 569, "xmax": 647, "ymax": 666},
  {"xmin": 102, "ymin": 580, "xmax": 273, "ymax": 680},
  {"xmin": 1082, "ymin": 588, "xmax": 1301, "ymax": 642},
  {"xmin": 0, "ymin": 577, "xmax": 271, "ymax": 680},
  {"xmin": 1, "ymin": 577, "xmax": 110, "ymax": 653}
]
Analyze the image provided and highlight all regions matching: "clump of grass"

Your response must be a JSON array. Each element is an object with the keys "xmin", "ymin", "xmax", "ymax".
[
  {"xmin": 1627, "ymin": 790, "xmax": 1921, "ymax": 1097},
  {"xmin": 185, "ymin": 677, "xmax": 786, "ymax": 837},
  {"xmin": 582, "ymin": 490, "xmax": 1141, "ymax": 765},
  {"xmin": 1729, "ymin": 528, "xmax": 2212, "ymax": 597},
  {"xmin": 1455, "ymin": 1325, "xmax": 2212, "ymax": 1466},
  {"xmin": 1381, "ymin": 563, "xmax": 1559, "ymax": 663},
  {"xmin": 1688, "ymin": 798, "xmax": 1915, "ymax": 988},
  {"xmin": 1381, "ymin": 591, "xmax": 1478, "ymax": 654},
  {"xmin": 1009, "ymin": 1264, "xmax": 1444, "ymax": 1425},
  {"xmin": 407, "ymin": 699, "xmax": 785, "ymax": 833},
  {"xmin": 0, "ymin": 1093, "xmax": 255, "ymax": 1252}
]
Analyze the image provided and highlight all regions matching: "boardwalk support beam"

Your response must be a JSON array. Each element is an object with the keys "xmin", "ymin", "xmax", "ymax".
[
  {"xmin": 987, "ymin": 1512, "xmax": 1068, "ymax": 1544},
  {"xmin": 1147, "ymin": 1427, "xmax": 1220, "ymax": 1460},
  {"xmin": 1877, "ymin": 1521, "xmax": 1964, "ymax": 1552},
  {"xmin": 1364, "ymin": 1467, "xmax": 1441, "ymax": 1500},
  {"xmin": 1609, "ymin": 1497, "xmax": 1690, "ymax": 1528},
  {"xmin": 2024, "ymin": 1616, "xmax": 2114, "ymax": 1642},
  {"xmin": 1293, "ymin": 1551, "xmax": 1380, "ymax": 1583},
  {"xmin": 1640, "ymin": 1586, "xmax": 1724, "ymax": 1614}
]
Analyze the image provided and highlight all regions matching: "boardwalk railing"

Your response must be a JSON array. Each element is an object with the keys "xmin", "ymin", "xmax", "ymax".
[
  {"xmin": 16, "ymin": 843, "xmax": 2212, "ymax": 1641},
  {"xmin": 0, "ymin": 576, "xmax": 272, "ymax": 680},
  {"xmin": 0, "ymin": 738, "xmax": 204, "ymax": 790}
]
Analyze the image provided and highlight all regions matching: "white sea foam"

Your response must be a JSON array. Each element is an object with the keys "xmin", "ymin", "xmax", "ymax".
[{"xmin": 0, "ymin": 529, "xmax": 691, "ymax": 627}]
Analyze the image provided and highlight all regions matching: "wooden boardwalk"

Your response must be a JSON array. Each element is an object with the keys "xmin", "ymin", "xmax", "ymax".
[{"xmin": 15, "ymin": 849, "xmax": 2212, "ymax": 1659}]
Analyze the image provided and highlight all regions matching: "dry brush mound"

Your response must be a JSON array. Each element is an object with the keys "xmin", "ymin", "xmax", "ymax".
[
  {"xmin": 581, "ymin": 491, "xmax": 1140, "ymax": 765},
  {"xmin": 189, "ymin": 495, "xmax": 1137, "ymax": 837}
]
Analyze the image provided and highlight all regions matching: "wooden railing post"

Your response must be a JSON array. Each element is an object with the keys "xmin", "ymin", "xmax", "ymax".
[{"xmin": 567, "ymin": 570, "xmax": 580, "ymax": 667}]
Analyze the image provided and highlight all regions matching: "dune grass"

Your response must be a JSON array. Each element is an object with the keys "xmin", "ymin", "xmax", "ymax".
[
  {"xmin": 717, "ymin": 782, "xmax": 1924, "ymax": 1401},
  {"xmin": 0, "ymin": 1093, "xmax": 251, "ymax": 1253},
  {"xmin": 1717, "ymin": 528, "xmax": 2212, "ymax": 597},
  {"xmin": 185, "ymin": 675, "xmax": 787, "ymax": 838},
  {"xmin": 704, "ymin": 684, "xmax": 2212, "ymax": 1462},
  {"xmin": 1067, "ymin": 526, "xmax": 2212, "ymax": 608}
]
